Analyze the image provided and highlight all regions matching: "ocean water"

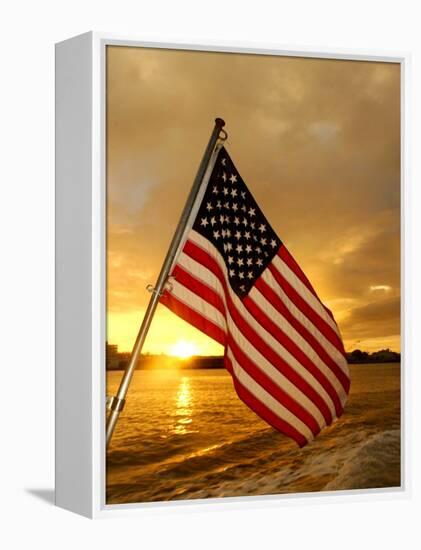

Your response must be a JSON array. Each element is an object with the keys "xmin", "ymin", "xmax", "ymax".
[{"xmin": 106, "ymin": 363, "xmax": 400, "ymax": 504}]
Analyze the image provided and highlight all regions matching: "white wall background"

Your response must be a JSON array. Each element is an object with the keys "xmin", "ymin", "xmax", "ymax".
[{"xmin": 1, "ymin": 0, "xmax": 420, "ymax": 547}]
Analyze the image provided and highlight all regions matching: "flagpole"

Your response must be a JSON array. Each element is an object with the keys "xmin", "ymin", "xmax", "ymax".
[{"xmin": 106, "ymin": 118, "xmax": 227, "ymax": 446}]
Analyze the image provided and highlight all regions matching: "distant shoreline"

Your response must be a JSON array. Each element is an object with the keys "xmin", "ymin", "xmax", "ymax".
[{"xmin": 106, "ymin": 348, "xmax": 400, "ymax": 371}]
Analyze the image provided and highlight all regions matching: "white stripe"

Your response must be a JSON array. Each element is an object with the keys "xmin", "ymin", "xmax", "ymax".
[
  {"xmin": 226, "ymin": 347, "xmax": 314, "ymax": 443},
  {"xmin": 175, "ymin": 235, "xmax": 338, "ymax": 417},
  {"xmin": 272, "ymin": 254, "xmax": 341, "ymax": 336},
  {"xmin": 172, "ymin": 278, "xmax": 327, "ymax": 429},
  {"xmin": 250, "ymin": 285, "xmax": 348, "ymax": 405}
]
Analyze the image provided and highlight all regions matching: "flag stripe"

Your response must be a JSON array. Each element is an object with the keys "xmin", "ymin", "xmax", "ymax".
[
  {"xmin": 171, "ymin": 255, "xmax": 330, "ymax": 428},
  {"xmin": 225, "ymin": 354, "xmax": 310, "ymax": 447},
  {"xmin": 270, "ymin": 258, "xmax": 345, "ymax": 351},
  {"xmin": 227, "ymin": 336, "xmax": 322, "ymax": 435},
  {"xmin": 255, "ymin": 276, "xmax": 350, "ymax": 393},
  {"xmin": 243, "ymin": 294, "xmax": 344, "ymax": 417},
  {"xmin": 260, "ymin": 268, "xmax": 348, "ymax": 369},
  {"xmin": 278, "ymin": 245, "xmax": 336, "ymax": 322},
  {"xmin": 180, "ymin": 234, "xmax": 337, "ymax": 422}
]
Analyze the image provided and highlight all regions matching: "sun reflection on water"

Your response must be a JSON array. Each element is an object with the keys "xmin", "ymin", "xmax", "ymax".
[{"xmin": 173, "ymin": 376, "xmax": 193, "ymax": 435}]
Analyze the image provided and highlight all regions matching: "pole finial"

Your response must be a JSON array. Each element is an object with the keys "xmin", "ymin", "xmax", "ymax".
[{"xmin": 215, "ymin": 117, "xmax": 226, "ymax": 128}]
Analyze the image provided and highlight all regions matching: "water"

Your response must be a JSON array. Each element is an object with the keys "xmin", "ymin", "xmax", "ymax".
[{"xmin": 106, "ymin": 363, "xmax": 400, "ymax": 504}]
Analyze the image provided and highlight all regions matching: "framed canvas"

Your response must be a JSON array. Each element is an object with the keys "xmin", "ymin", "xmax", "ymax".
[{"xmin": 55, "ymin": 32, "xmax": 409, "ymax": 518}]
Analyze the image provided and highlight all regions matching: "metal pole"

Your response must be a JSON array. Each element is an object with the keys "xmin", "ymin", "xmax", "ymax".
[{"xmin": 106, "ymin": 118, "xmax": 226, "ymax": 446}]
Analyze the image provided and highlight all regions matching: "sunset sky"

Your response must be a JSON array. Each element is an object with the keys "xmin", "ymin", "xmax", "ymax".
[{"xmin": 106, "ymin": 46, "xmax": 400, "ymax": 355}]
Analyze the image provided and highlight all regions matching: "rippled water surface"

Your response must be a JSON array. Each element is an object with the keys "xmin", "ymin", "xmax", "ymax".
[{"xmin": 106, "ymin": 363, "xmax": 400, "ymax": 504}]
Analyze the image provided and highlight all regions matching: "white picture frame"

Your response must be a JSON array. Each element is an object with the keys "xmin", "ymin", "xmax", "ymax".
[{"xmin": 55, "ymin": 31, "xmax": 410, "ymax": 518}]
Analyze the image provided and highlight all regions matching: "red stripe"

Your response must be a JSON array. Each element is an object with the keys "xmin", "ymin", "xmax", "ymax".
[
  {"xmin": 243, "ymin": 294, "xmax": 343, "ymax": 418},
  {"xmin": 227, "ymin": 336, "xmax": 321, "ymax": 436},
  {"xmin": 182, "ymin": 239, "xmax": 334, "ymax": 425},
  {"xmin": 278, "ymin": 246, "xmax": 336, "ymax": 322},
  {"xmin": 160, "ymin": 292, "xmax": 226, "ymax": 347},
  {"xmin": 255, "ymin": 277, "xmax": 350, "ymax": 394},
  {"xmin": 225, "ymin": 356, "xmax": 308, "ymax": 447},
  {"xmin": 172, "ymin": 264, "xmax": 226, "ymax": 316},
  {"xmin": 268, "ymin": 261, "xmax": 346, "ymax": 356}
]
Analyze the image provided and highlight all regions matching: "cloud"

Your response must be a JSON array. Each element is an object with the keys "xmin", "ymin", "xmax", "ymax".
[{"xmin": 106, "ymin": 47, "xmax": 401, "ymax": 351}]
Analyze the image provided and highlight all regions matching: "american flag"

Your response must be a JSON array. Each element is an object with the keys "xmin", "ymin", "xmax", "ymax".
[{"xmin": 160, "ymin": 146, "xmax": 350, "ymax": 446}]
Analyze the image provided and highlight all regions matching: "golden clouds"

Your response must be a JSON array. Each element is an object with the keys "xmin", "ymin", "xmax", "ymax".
[{"xmin": 106, "ymin": 46, "xmax": 400, "ymax": 353}]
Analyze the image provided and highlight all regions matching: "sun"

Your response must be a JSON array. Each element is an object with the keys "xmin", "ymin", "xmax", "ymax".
[{"xmin": 168, "ymin": 340, "xmax": 199, "ymax": 359}]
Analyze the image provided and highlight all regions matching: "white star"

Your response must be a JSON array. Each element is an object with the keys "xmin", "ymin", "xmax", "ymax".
[
  {"xmin": 229, "ymin": 174, "xmax": 237, "ymax": 184},
  {"xmin": 261, "ymin": 238, "xmax": 267, "ymax": 245},
  {"xmin": 270, "ymin": 239, "xmax": 277, "ymax": 248},
  {"xmin": 222, "ymin": 229, "xmax": 227, "ymax": 238},
  {"xmin": 236, "ymin": 244, "xmax": 243, "ymax": 254},
  {"xmin": 259, "ymin": 224, "xmax": 266, "ymax": 233},
  {"xmin": 212, "ymin": 186, "xmax": 218, "ymax": 194},
  {"xmin": 248, "ymin": 208, "xmax": 256, "ymax": 217},
  {"xmin": 226, "ymin": 242, "xmax": 233, "ymax": 251},
  {"xmin": 235, "ymin": 230, "xmax": 242, "ymax": 240},
  {"xmin": 239, "ymin": 284, "xmax": 246, "ymax": 292},
  {"xmin": 206, "ymin": 202, "xmax": 213, "ymax": 211},
  {"xmin": 229, "ymin": 269, "xmax": 235, "ymax": 277},
  {"xmin": 256, "ymin": 258, "xmax": 263, "ymax": 267},
  {"xmin": 232, "ymin": 203, "xmax": 238, "ymax": 212},
  {"xmin": 234, "ymin": 217, "xmax": 240, "ymax": 226},
  {"xmin": 237, "ymin": 258, "xmax": 244, "ymax": 267},
  {"xmin": 247, "ymin": 271, "xmax": 254, "ymax": 279},
  {"xmin": 210, "ymin": 216, "xmax": 216, "ymax": 226},
  {"xmin": 250, "ymin": 222, "xmax": 256, "ymax": 229},
  {"xmin": 213, "ymin": 230, "xmax": 220, "ymax": 240},
  {"xmin": 223, "ymin": 242, "xmax": 228, "ymax": 251},
  {"xmin": 242, "ymin": 218, "xmax": 248, "ymax": 226},
  {"xmin": 241, "ymin": 191, "xmax": 246, "ymax": 199},
  {"xmin": 227, "ymin": 256, "xmax": 234, "ymax": 264},
  {"xmin": 244, "ymin": 231, "xmax": 251, "ymax": 240},
  {"xmin": 245, "ymin": 244, "xmax": 252, "ymax": 253},
  {"xmin": 222, "ymin": 172, "xmax": 227, "ymax": 182},
  {"xmin": 246, "ymin": 258, "xmax": 253, "ymax": 266},
  {"xmin": 223, "ymin": 187, "xmax": 229, "ymax": 196},
  {"xmin": 238, "ymin": 271, "xmax": 244, "ymax": 279},
  {"xmin": 241, "ymin": 205, "xmax": 247, "ymax": 212},
  {"xmin": 216, "ymin": 200, "xmax": 222, "ymax": 209},
  {"xmin": 231, "ymin": 188, "xmax": 237, "ymax": 198},
  {"xmin": 224, "ymin": 215, "xmax": 230, "ymax": 224},
  {"xmin": 200, "ymin": 217, "xmax": 209, "ymax": 227},
  {"xmin": 221, "ymin": 158, "xmax": 227, "ymax": 166},
  {"xmin": 226, "ymin": 229, "xmax": 231, "ymax": 237},
  {"xmin": 220, "ymin": 214, "xmax": 225, "ymax": 224},
  {"xmin": 224, "ymin": 201, "xmax": 230, "ymax": 209}
]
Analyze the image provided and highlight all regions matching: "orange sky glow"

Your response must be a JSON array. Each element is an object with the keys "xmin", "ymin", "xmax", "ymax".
[{"xmin": 106, "ymin": 46, "xmax": 400, "ymax": 355}]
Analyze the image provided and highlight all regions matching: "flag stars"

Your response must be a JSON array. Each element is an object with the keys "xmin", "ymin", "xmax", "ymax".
[
  {"xmin": 238, "ymin": 271, "xmax": 244, "ymax": 279},
  {"xmin": 206, "ymin": 202, "xmax": 213, "ymax": 211},
  {"xmin": 227, "ymin": 256, "xmax": 234, "ymax": 265},
  {"xmin": 210, "ymin": 216, "xmax": 216, "ymax": 226},
  {"xmin": 259, "ymin": 224, "xmax": 267, "ymax": 233},
  {"xmin": 236, "ymin": 244, "xmax": 243, "ymax": 254},
  {"xmin": 235, "ymin": 230, "xmax": 242, "ymax": 240},
  {"xmin": 200, "ymin": 217, "xmax": 209, "ymax": 227},
  {"xmin": 231, "ymin": 188, "xmax": 237, "ymax": 198},
  {"xmin": 216, "ymin": 200, "xmax": 222, "ymax": 209},
  {"xmin": 234, "ymin": 217, "xmax": 240, "ymax": 226},
  {"xmin": 245, "ymin": 244, "xmax": 252, "ymax": 253},
  {"xmin": 270, "ymin": 239, "xmax": 277, "ymax": 248},
  {"xmin": 256, "ymin": 258, "xmax": 263, "ymax": 267},
  {"xmin": 241, "ymin": 191, "xmax": 246, "ymax": 199},
  {"xmin": 226, "ymin": 242, "xmax": 233, "ymax": 251},
  {"xmin": 229, "ymin": 268, "xmax": 235, "ymax": 277},
  {"xmin": 232, "ymin": 203, "xmax": 238, "ymax": 212},
  {"xmin": 261, "ymin": 237, "xmax": 267, "ymax": 245},
  {"xmin": 221, "ymin": 158, "xmax": 227, "ymax": 166},
  {"xmin": 222, "ymin": 172, "xmax": 227, "ymax": 182},
  {"xmin": 223, "ymin": 187, "xmax": 229, "ymax": 196},
  {"xmin": 246, "ymin": 258, "xmax": 253, "ymax": 266},
  {"xmin": 247, "ymin": 271, "xmax": 254, "ymax": 279},
  {"xmin": 244, "ymin": 231, "xmax": 251, "ymax": 240},
  {"xmin": 213, "ymin": 230, "xmax": 220, "ymax": 240},
  {"xmin": 212, "ymin": 186, "xmax": 219, "ymax": 194},
  {"xmin": 220, "ymin": 214, "xmax": 225, "ymax": 224},
  {"xmin": 229, "ymin": 174, "xmax": 237, "ymax": 184},
  {"xmin": 242, "ymin": 218, "xmax": 248, "ymax": 226},
  {"xmin": 237, "ymin": 258, "xmax": 244, "ymax": 267},
  {"xmin": 248, "ymin": 208, "xmax": 256, "ymax": 217}
]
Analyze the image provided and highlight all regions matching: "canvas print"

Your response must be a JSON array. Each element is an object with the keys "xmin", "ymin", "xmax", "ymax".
[{"xmin": 105, "ymin": 46, "xmax": 401, "ymax": 505}]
